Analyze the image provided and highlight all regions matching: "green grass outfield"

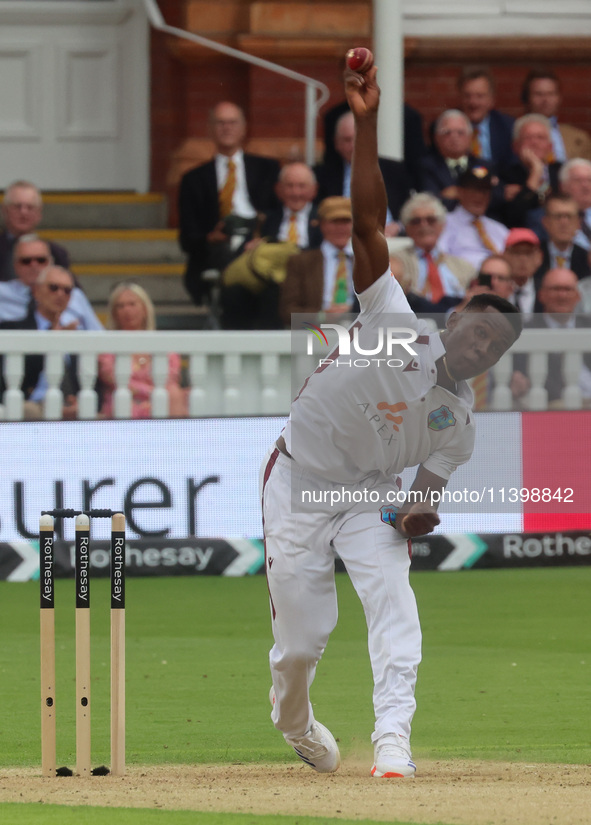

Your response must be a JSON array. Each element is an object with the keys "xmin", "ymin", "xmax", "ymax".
[{"xmin": 1, "ymin": 568, "xmax": 590, "ymax": 824}]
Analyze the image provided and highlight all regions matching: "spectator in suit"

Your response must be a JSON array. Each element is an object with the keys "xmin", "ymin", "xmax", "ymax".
[
  {"xmin": 220, "ymin": 162, "xmax": 321, "ymax": 330},
  {"xmin": 420, "ymin": 110, "xmax": 476, "ymax": 211},
  {"xmin": 521, "ymin": 69, "xmax": 591, "ymax": 163},
  {"xmin": 458, "ymin": 68, "xmax": 515, "ymax": 172},
  {"xmin": 559, "ymin": 158, "xmax": 591, "ymax": 250},
  {"xmin": 535, "ymin": 194, "xmax": 591, "ymax": 286},
  {"xmin": 259, "ymin": 162, "xmax": 322, "ymax": 249},
  {"xmin": 322, "ymin": 99, "xmax": 426, "ymax": 191},
  {"xmin": 0, "ymin": 266, "xmax": 81, "ymax": 419},
  {"xmin": 280, "ymin": 196, "xmax": 354, "ymax": 324},
  {"xmin": 438, "ymin": 166, "xmax": 509, "ymax": 269},
  {"xmin": 314, "ymin": 111, "xmax": 412, "ymax": 237},
  {"xmin": 503, "ymin": 227, "xmax": 543, "ymax": 317},
  {"xmin": 0, "ymin": 180, "xmax": 70, "ymax": 281},
  {"xmin": 178, "ymin": 101, "xmax": 280, "ymax": 306},
  {"xmin": 0, "ymin": 235, "xmax": 102, "ymax": 329},
  {"xmin": 501, "ymin": 114, "xmax": 561, "ymax": 236},
  {"xmin": 512, "ymin": 268, "xmax": 591, "ymax": 408},
  {"xmin": 391, "ymin": 192, "xmax": 475, "ymax": 314}
]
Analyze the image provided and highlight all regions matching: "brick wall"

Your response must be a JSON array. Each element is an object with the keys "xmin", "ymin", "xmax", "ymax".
[{"xmin": 149, "ymin": 2, "xmax": 591, "ymax": 222}]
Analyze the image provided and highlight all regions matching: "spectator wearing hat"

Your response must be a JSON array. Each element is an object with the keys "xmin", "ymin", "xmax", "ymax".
[
  {"xmin": 279, "ymin": 197, "xmax": 356, "ymax": 324},
  {"xmin": 438, "ymin": 166, "xmax": 509, "ymax": 269},
  {"xmin": 503, "ymin": 227, "xmax": 543, "ymax": 316}
]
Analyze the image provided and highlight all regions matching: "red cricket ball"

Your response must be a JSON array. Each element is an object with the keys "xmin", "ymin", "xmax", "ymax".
[{"xmin": 346, "ymin": 47, "xmax": 374, "ymax": 74}]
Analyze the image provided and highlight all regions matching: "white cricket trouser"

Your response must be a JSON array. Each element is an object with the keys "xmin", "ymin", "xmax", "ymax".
[{"xmin": 260, "ymin": 447, "xmax": 422, "ymax": 744}]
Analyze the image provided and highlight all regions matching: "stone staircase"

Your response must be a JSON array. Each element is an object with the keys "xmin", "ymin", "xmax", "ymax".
[{"xmin": 37, "ymin": 193, "xmax": 210, "ymax": 328}]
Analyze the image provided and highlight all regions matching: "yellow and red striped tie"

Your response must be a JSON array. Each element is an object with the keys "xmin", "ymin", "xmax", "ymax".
[
  {"xmin": 218, "ymin": 158, "xmax": 236, "ymax": 218},
  {"xmin": 472, "ymin": 372, "xmax": 489, "ymax": 411}
]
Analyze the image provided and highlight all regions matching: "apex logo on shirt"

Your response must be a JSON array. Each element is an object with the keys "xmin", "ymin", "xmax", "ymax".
[
  {"xmin": 428, "ymin": 405, "xmax": 456, "ymax": 431},
  {"xmin": 377, "ymin": 401, "xmax": 408, "ymax": 432}
]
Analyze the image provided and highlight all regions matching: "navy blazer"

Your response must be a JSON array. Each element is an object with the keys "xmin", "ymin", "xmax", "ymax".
[
  {"xmin": 178, "ymin": 153, "xmax": 280, "ymax": 302},
  {"xmin": 322, "ymin": 100, "xmax": 426, "ymax": 191},
  {"xmin": 419, "ymin": 151, "xmax": 502, "ymax": 212},
  {"xmin": 314, "ymin": 156, "xmax": 412, "ymax": 222}
]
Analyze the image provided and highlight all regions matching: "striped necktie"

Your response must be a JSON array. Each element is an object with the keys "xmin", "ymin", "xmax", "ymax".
[
  {"xmin": 555, "ymin": 254, "xmax": 567, "ymax": 268},
  {"xmin": 471, "ymin": 372, "xmax": 489, "ymax": 411},
  {"xmin": 287, "ymin": 213, "xmax": 299, "ymax": 244},
  {"xmin": 472, "ymin": 217, "xmax": 499, "ymax": 254},
  {"xmin": 332, "ymin": 251, "xmax": 349, "ymax": 308},
  {"xmin": 218, "ymin": 158, "xmax": 236, "ymax": 218}
]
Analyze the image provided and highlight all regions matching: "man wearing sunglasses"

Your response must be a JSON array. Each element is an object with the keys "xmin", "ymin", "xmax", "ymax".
[
  {"xmin": 0, "ymin": 266, "xmax": 85, "ymax": 419},
  {"xmin": 0, "ymin": 180, "xmax": 70, "ymax": 281},
  {"xmin": 0, "ymin": 235, "xmax": 102, "ymax": 329},
  {"xmin": 391, "ymin": 192, "xmax": 475, "ymax": 312}
]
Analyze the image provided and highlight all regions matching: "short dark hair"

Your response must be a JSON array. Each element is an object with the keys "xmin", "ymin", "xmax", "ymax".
[
  {"xmin": 521, "ymin": 69, "xmax": 560, "ymax": 106},
  {"xmin": 458, "ymin": 67, "xmax": 496, "ymax": 94},
  {"xmin": 543, "ymin": 192, "xmax": 578, "ymax": 214},
  {"xmin": 463, "ymin": 293, "xmax": 523, "ymax": 340}
]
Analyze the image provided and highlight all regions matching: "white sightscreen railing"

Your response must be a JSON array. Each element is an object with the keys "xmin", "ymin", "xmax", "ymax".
[{"xmin": 0, "ymin": 328, "xmax": 589, "ymax": 420}]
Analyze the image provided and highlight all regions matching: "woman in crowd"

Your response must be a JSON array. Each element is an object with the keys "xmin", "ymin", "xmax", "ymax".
[{"xmin": 98, "ymin": 282, "xmax": 187, "ymax": 418}]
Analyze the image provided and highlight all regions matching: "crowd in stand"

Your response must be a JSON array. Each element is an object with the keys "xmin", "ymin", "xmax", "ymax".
[{"xmin": 2, "ymin": 66, "xmax": 591, "ymax": 417}]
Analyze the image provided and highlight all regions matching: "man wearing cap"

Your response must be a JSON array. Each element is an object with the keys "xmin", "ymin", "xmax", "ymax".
[
  {"xmin": 438, "ymin": 166, "xmax": 509, "ymax": 269},
  {"xmin": 503, "ymin": 227, "xmax": 543, "ymax": 316},
  {"xmin": 280, "ymin": 197, "xmax": 355, "ymax": 323}
]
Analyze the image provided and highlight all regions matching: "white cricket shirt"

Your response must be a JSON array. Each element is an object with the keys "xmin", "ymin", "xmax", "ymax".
[{"xmin": 286, "ymin": 269, "xmax": 475, "ymax": 485}]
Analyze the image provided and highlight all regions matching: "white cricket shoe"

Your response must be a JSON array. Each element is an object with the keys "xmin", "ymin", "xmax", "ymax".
[
  {"xmin": 371, "ymin": 733, "xmax": 416, "ymax": 778},
  {"xmin": 269, "ymin": 687, "xmax": 340, "ymax": 773},
  {"xmin": 286, "ymin": 722, "xmax": 341, "ymax": 773}
]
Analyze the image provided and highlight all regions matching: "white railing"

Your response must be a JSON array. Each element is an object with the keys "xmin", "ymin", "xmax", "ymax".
[
  {"xmin": 0, "ymin": 328, "xmax": 589, "ymax": 420},
  {"xmin": 142, "ymin": 0, "xmax": 330, "ymax": 168}
]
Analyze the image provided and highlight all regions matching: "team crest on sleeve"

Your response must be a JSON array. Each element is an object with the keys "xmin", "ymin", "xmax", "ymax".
[
  {"xmin": 427, "ymin": 405, "xmax": 456, "ymax": 431},
  {"xmin": 380, "ymin": 505, "xmax": 398, "ymax": 526}
]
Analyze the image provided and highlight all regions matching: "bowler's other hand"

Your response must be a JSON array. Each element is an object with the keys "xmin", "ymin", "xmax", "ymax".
[
  {"xmin": 344, "ymin": 65, "xmax": 379, "ymax": 118},
  {"xmin": 399, "ymin": 503, "xmax": 440, "ymax": 537}
]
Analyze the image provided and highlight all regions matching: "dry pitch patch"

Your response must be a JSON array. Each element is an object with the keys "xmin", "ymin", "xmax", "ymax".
[{"xmin": 2, "ymin": 760, "xmax": 591, "ymax": 825}]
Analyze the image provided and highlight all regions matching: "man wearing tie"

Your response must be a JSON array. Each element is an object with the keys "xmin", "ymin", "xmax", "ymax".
[
  {"xmin": 279, "ymin": 197, "xmax": 356, "ymax": 324},
  {"xmin": 259, "ymin": 162, "xmax": 322, "ymax": 250},
  {"xmin": 314, "ymin": 111, "xmax": 411, "ymax": 237},
  {"xmin": 178, "ymin": 101, "xmax": 280, "ymax": 305},
  {"xmin": 390, "ymin": 192, "xmax": 475, "ymax": 314},
  {"xmin": 458, "ymin": 68, "xmax": 515, "ymax": 172},
  {"xmin": 438, "ymin": 167, "xmax": 509, "ymax": 269},
  {"xmin": 503, "ymin": 228, "xmax": 544, "ymax": 318}
]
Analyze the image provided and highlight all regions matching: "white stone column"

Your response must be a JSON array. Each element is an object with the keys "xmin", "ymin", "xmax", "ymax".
[{"xmin": 374, "ymin": 0, "xmax": 403, "ymax": 160}]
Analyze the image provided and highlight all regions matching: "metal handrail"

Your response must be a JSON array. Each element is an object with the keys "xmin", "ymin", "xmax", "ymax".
[{"xmin": 142, "ymin": 0, "xmax": 331, "ymax": 166}]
